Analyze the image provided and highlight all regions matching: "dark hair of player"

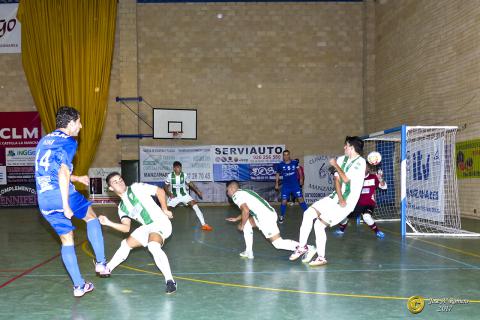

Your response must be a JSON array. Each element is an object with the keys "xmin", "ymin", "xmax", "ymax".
[
  {"xmin": 226, "ymin": 180, "xmax": 240, "ymax": 188},
  {"xmin": 173, "ymin": 161, "xmax": 182, "ymax": 168},
  {"xmin": 345, "ymin": 136, "xmax": 364, "ymax": 155},
  {"xmin": 105, "ymin": 171, "xmax": 121, "ymax": 186},
  {"xmin": 56, "ymin": 106, "xmax": 80, "ymax": 129}
]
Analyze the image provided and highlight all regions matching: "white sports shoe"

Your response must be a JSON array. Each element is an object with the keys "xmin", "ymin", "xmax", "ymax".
[
  {"xmin": 239, "ymin": 251, "xmax": 254, "ymax": 260},
  {"xmin": 309, "ymin": 256, "xmax": 328, "ymax": 267},
  {"xmin": 301, "ymin": 245, "xmax": 317, "ymax": 263},
  {"xmin": 289, "ymin": 245, "xmax": 308, "ymax": 261},
  {"xmin": 95, "ymin": 261, "xmax": 111, "ymax": 278},
  {"xmin": 73, "ymin": 282, "xmax": 94, "ymax": 297}
]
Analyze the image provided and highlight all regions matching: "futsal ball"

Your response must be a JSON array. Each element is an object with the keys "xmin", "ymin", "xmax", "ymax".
[{"xmin": 367, "ymin": 151, "xmax": 382, "ymax": 165}]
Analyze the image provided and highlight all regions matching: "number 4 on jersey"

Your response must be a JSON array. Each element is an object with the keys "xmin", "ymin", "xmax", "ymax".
[{"xmin": 36, "ymin": 149, "xmax": 52, "ymax": 172}]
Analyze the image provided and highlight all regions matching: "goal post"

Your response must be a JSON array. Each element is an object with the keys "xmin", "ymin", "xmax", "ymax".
[{"xmin": 362, "ymin": 125, "xmax": 479, "ymax": 238}]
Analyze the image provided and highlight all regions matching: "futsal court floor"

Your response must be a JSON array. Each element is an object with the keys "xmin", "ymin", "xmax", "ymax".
[{"xmin": 1, "ymin": 205, "xmax": 480, "ymax": 319}]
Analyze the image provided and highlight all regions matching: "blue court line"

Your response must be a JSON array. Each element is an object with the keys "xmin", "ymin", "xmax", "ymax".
[{"xmin": 23, "ymin": 266, "xmax": 478, "ymax": 278}]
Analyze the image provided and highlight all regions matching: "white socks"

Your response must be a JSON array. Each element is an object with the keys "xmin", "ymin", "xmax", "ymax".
[
  {"xmin": 192, "ymin": 204, "xmax": 206, "ymax": 225},
  {"xmin": 243, "ymin": 220, "xmax": 254, "ymax": 253},
  {"xmin": 107, "ymin": 239, "xmax": 131, "ymax": 271},
  {"xmin": 271, "ymin": 238, "xmax": 299, "ymax": 251},
  {"xmin": 298, "ymin": 207, "xmax": 318, "ymax": 247},
  {"xmin": 362, "ymin": 213, "xmax": 375, "ymax": 226},
  {"xmin": 313, "ymin": 220, "xmax": 327, "ymax": 258},
  {"xmin": 147, "ymin": 241, "xmax": 173, "ymax": 282}
]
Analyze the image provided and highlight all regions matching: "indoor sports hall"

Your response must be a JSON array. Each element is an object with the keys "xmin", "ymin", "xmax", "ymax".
[{"xmin": 1, "ymin": 1, "xmax": 480, "ymax": 319}]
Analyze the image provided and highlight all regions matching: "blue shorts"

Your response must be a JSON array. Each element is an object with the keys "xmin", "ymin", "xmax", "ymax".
[
  {"xmin": 281, "ymin": 185, "xmax": 303, "ymax": 200},
  {"xmin": 39, "ymin": 191, "xmax": 92, "ymax": 236}
]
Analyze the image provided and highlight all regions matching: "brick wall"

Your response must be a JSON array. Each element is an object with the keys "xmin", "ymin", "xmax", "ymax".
[{"xmin": 371, "ymin": 0, "xmax": 480, "ymax": 218}]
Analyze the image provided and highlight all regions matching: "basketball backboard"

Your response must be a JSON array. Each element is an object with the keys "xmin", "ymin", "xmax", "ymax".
[{"xmin": 153, "ymin": 108, "xmax": 197, "ymax": 139}]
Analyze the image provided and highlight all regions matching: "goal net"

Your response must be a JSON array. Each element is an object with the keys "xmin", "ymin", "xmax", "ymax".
[{"xmin": 363, "ymin": 126, "xmax": 479, "ymax": 237}]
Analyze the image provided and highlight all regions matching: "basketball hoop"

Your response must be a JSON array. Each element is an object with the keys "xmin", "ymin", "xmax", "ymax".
[{"xmin": 171, "ymin": 131, "xmax": 183, "ymax": 140}]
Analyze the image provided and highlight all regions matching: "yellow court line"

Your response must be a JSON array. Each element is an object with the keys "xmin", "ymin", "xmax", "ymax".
[
  {"xmin": 81, "ymin": 243, "xmax": 480, "ymax": 303},
  {"xmin": 381, "ymin": 227, "xmax": 480, "ymax": 259}
]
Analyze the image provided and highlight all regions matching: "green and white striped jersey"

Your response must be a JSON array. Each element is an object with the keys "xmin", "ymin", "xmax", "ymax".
[
  {"xmin": 329, "ymin": 155, "xmax": 366, "ymax": 211},
  {"xmin": 231, "ymin": 189, "xmax": 275, "ymax": 221},
  {"xmin": 165, "ymin": 172, "xmax": 190, "ymax": 198},
  {"xmin": 118, "ymin": 183, "xmax": 167, "ymax": 225}
]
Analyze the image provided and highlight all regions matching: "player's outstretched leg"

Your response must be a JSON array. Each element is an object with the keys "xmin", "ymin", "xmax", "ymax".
[
  {"xmin": 84, "ymin": 207, "xmax": 109, "ymax": 277},
  {"xmin": 147, "ymin": 241, "xmax": 176, "ymax": 294},
  {"xmin": 61, "ymin": 243, "xmax": 94, "ymax": 297},
  {"xmin": 191, "ymin": 202, "xmax": 213, "ymax": 231},
  {"xmin": 296, "ymin": 196, "xmax": 309, "ymax": 212},
  {"xmin": 362, "ymin": 213, "xmax": 384, "ymax": 239},
  {"xmin": 309, "ymin": 220, "xmax": 328, "ymax": 266},
  {"xmin": 279, "ymin": 200, "xmax": 287, "ymax": 223},
  {"xmin": 240, "ymin": 221, "xmax": 254, "ymax": 259},
  {"xmin": 289, "ymin": 207, "xmax": 317, "ymax": 261},
  {"xmin": 335, "ymin": 218, "xmax": 349, "ymax": 236},
  {"xmin": 107, "ymin": 239, "xmax": 132, "ymax": 272}
]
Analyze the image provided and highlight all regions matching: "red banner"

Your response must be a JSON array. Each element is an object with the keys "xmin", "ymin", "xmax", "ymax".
[{"xmin": 0, "ymin": 112, "xmax": 41, "ymax": 206}]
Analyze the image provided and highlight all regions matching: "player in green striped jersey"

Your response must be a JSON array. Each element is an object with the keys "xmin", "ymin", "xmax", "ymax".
[
  {"xmin": 164, "ymin": 161, "xmax": 213, "ymax": 231},
  {"xmin": 98, "ymin": 172, "xmax": 177, "ymax": 294},
  {"xmin": 226, "ymin": 180, "xmax": 315, "ymax": 261}
]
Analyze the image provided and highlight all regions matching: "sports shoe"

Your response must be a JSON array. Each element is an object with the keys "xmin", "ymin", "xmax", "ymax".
[
  {"xmin": 289, "ymin": 245, "xmax": 308, "ymax": 261},
  {"xmin": 73, "ymin": 281, "xmax": 94, "ymax": 297},
  {"xmin": 301, "ymin": 245, "xmax": 317, "ymax": 263},
  {"xmin": 239, "ymin": 251, "xmax": 254, "ymax": 259},
  {"xmin": 165, "ymin": 280, "xmax": 177, "ymax": 294},
  {"xmin": 201, "ymin": 224, "xmax": 213, "ymax": 231},
  {"xmin": 376, "ymin": 231, "xmax": 385, "ymax": 239},
  {"xmin": 309, "ymin": 256, "xmax": 328, "ymax": 267},
  {"xmin": 334, "ymin": 229, "xmax": 345, "ymax": 236},
  {"xmin": 95, "ymin": 261, "xmax": 111, "ymax": 278},
  {"xmin": 278, "ymin": 216, "xmax": 285, "ymax": 224}
]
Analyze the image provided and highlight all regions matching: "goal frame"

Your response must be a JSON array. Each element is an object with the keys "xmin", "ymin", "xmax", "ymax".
[{"xmin": 363, "ymin": 125, "xmax": 479, "ymax": 238}]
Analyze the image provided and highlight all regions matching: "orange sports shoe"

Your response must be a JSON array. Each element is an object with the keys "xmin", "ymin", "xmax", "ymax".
[{"xmin": 201, "ymin": 224, "xmax": 213, "ymax": 231}]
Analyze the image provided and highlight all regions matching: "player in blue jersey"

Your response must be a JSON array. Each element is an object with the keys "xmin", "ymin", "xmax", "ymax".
[
  {"xmin": 274, "ymin": 150, "xmax": 308, "ymax": 223},
  {"xmin": 35, "ymin": 106, "xmax": 109, "ymax": 297}
]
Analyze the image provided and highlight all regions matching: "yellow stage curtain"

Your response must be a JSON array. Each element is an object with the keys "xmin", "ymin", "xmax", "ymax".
[{"xmin": 18, "ymin": 0, "xmax": 117, "ymax": 181}]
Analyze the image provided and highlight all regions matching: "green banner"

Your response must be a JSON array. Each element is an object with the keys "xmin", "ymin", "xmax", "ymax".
[{"xmin": 456, "ymin": 138, "xmax": 480, "ymax": 179}]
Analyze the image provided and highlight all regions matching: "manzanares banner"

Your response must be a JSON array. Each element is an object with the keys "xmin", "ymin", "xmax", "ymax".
[
  {"xmin": 303, "ymin": 155, "xmax": 335, "ymax": 204},
  {"xmin": 140, "ymin": 146, "xmax": 213, "ymax": 183},
  {"xmin": 456, "ymin": 138, "xmax": 480, "ymax": 179},
  {"xmin": 212, "ymin": 145, "xmax": 284, "ymax": 181}
]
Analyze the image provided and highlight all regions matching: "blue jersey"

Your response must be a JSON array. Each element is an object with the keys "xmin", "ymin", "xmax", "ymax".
[
  {"xmin": 35, "ymin": 130, "xmax": 77, "ymax": 210},
  {"xmin": 276, "ymin": 159, "xmax": 300, "ymax": 187}
]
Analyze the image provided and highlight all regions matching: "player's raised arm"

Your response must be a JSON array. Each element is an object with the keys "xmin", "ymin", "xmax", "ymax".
[
  {"xmin": 58, "ymin": 164, "xmax": 73, "ymax": 219},
  {"xmin": 71, "ymin": 174, "xmax": 90, "ymax": 186},
  {"xmin": 377, "ymin": 169, "xmax": 387, "ymax": 189},
  {"xmin": 188, "ymin": 181, "xmax": 203, "ymax": 199},
  {"xmin": 330, "ymin": 158, "xmax": 350, "ymax": 183},
  {"xmin": 163, "ymin": 182, "xmax": 173, "ymax": 198},
  {"xmin": 225, "ymin": 214, "xmax": 242, "ymax": 222},
  {"xmin": 99, "ymin": 215, "xmax": 131, "ymax": 233},
  {"xmin": 274, "ymin": 172, "xmax": 280, "ymax": 190},
  {"xmin": 156, "ymin": 187, "xmax": 173, "ymax": 218},
  {"xmin": 238, "ymin": 203, "xmax": 251, "ymax": 231},
  {"xmin": 334, "ymin": 176, "xmax": 346, "ymax": 207},
  {"xmin": 297, "ymin": 167, "xmax": 304, "ymax": 187}
]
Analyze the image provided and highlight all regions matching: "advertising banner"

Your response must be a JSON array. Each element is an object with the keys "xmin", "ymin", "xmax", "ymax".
[
  {"xmin": 212, "ymin": 145, "xmax": 284, "ymax": 181},
  {"xmin": 0, "ymin": 4, "xmax": 21, "ymax": 53},
  {"xmin": 140, "ymin": 146, "xmax": 213, "ymax": 183},
  {"xmin": 406, "ymin": 136, "xmax": 445, "ymax": 222},
  {"xmin": 456, "ymin": 138, "xmax": 480, "ymax": 179},
  {"xmin": 88, "ymin": 167, "xmax": 121, "ymax": 204},
  {"xmin": 0, "ymin": 112, "xmax": 41, "ymax": 207},
  {"xmin": 303, "ymin": 155, "xmax": 335, "ymax": 204}
]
